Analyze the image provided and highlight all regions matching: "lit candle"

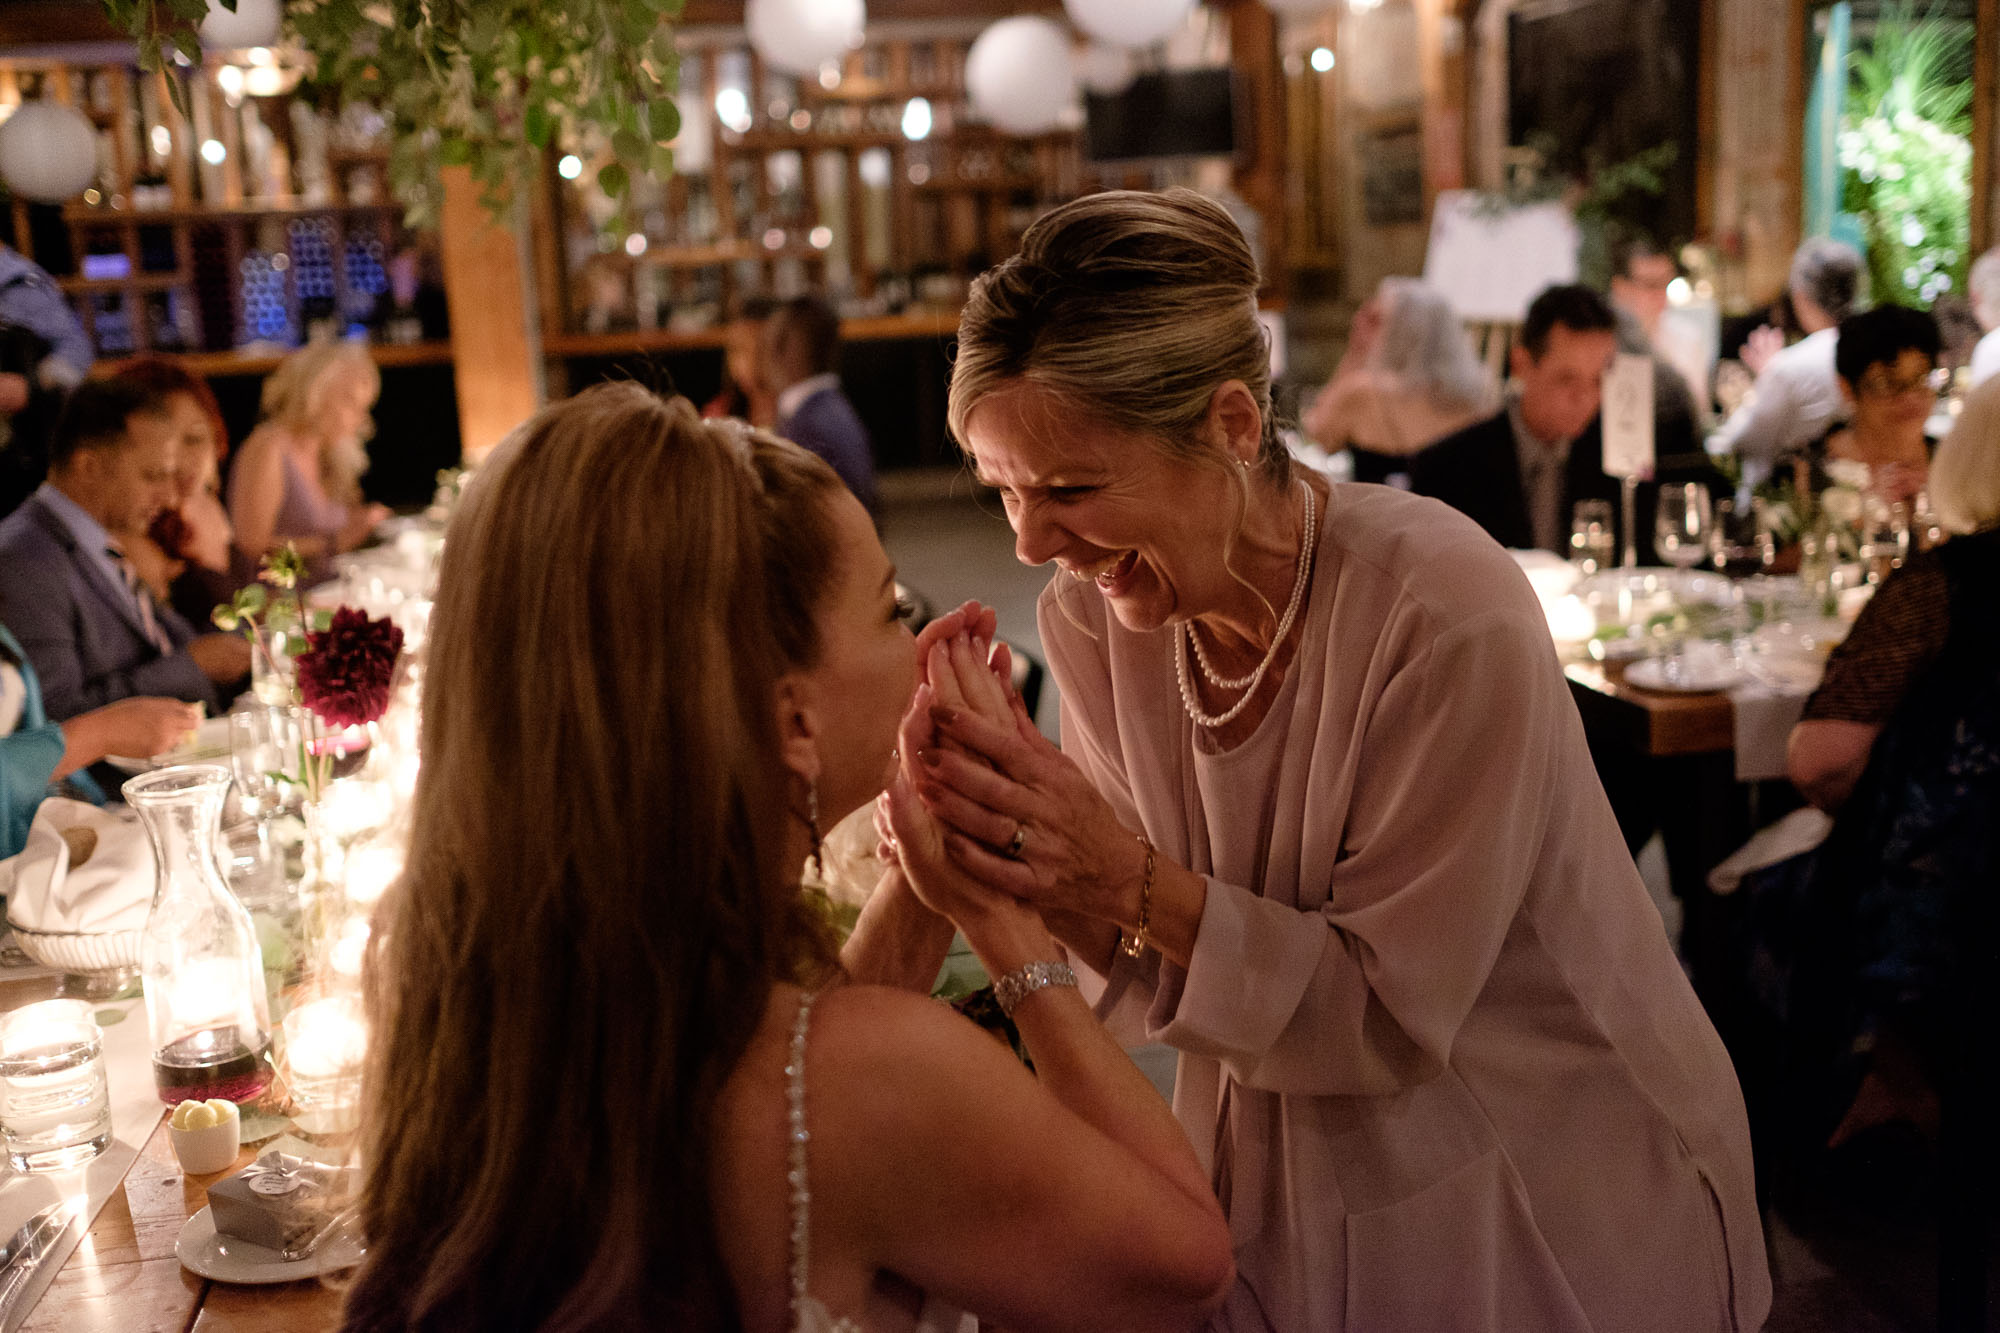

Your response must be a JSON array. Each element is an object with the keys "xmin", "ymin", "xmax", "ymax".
[
  {"xmin": 1545, "ymin": 594, "xmax": 1596, "ymax": 646},
  {"xmin": 284, "ymin": 996, "xmax": 368, "ymax": 1082},
  {"xmin": 318, "ymin": 777, "xmax": 392, "ymax": 842},
  {"xmin": 329, "ymin": 919, "xmax": 371, "ymax": 980},
  {"xmin": 344, "ymin": 843, "xmax": 405, "ymax": 907}
]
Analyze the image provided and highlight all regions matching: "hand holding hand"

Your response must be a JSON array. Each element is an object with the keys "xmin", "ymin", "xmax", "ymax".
[{"xmin": 913, "ymin": 697, "xmax": 1150, "ymax": 927}]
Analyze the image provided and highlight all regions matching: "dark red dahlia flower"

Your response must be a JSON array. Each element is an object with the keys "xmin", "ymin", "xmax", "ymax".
[{"xmin": 295, "ymin": 607, "xmax": 405, "ymax": 730}]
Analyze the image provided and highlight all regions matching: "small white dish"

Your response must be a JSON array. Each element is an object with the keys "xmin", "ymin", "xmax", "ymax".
[
  {"xmin": 1625, "ymin": 655, "xmax": 1745, "ymax": 694},
  {"xmin": 169, "ymin": 1100, "xmax": 242, "ymax": 1175},
  {"xmin": 175, "ymin": 1205, "xmax": 364, "ymax": 1284},
  {"xmin": 107, "ymin": 717, "xmax": 232, "ymax": 775}
]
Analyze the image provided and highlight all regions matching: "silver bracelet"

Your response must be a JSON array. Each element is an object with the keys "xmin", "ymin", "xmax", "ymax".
[{"xmin": 992, "ymin": 960, "xmax": 1078, "ymax": 1018}]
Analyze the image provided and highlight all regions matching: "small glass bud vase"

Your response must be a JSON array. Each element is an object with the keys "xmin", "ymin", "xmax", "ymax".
[{"xmin": 125, "ymin": 765, "xmax": 275, "ymax": 1106}]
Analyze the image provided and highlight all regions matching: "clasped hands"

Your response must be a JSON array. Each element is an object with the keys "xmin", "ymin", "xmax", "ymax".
[{"xmin": 877, "ymin": 601, "xmax": 1149, "ymax": 936}]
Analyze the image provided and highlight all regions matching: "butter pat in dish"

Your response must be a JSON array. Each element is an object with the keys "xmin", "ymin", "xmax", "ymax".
[{"xmin": 169, "ymin": 1098, "xmax": 242, "ymax": 1175}]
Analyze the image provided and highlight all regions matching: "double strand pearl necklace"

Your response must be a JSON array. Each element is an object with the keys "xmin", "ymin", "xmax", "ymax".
[{"xmin": 1174, "ymin": 478, "xmax": 1317, "ymax": 729}]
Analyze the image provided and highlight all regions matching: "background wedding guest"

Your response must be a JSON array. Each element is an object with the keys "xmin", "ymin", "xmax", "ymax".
[
  {"xmin": 1791, "ymin": 304, "xmax": 1942, "ymax": 509},
  {"xmin": 1709, "ymin": 238, "xmax": 1864, "ymax": 483},
  {"xmin": 701, "ymin": 296, "xmax": 778, "ymax": 427},
  {"xmin": 0, "ymin": 240, "xmax": 93, "ymax": 518},
  {"xmin": 924, "ymin": 188, "xmax": 1768, "ymax": 1330},
  {"xmin": 1409, "ymin": 283, "xmax": 1632, "ymax": 556},
  {"xmin": 1966, "ymin": 246, "xmax": 2000, "ymax": 388},
  {"xmin": 1607, "ymin": 233, "xmax": 1708, "ymax": 435},
  {"xmin": 1298, "ymin": 276, "xmax": 1496, "ymax": 487},
  {"xmin": 765, "ymin": 293, "xmax": 878, "ymax": 517},
  {"xmin": 341, "ymin": 385, "xmax": 1232, "ymax": 1332},
  {"xmin": 112, "ymin": 357, "xmax": 237, "ymax": 628},
  {"xmin": 0, "ymin": 380, "xmax": 248, "ymax": 721},
  {"xmin": 227, "ymin": 339, "xmax": 390, "ymax": 581},
  {"xmin": 0, "ymin": 622, "xmax": 197, "ymax": 858}
]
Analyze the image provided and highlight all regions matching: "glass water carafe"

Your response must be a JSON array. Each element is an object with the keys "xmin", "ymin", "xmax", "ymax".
[{"xmin": 125, "ymin": 765, "xmax": 274, "ymax": 1105}]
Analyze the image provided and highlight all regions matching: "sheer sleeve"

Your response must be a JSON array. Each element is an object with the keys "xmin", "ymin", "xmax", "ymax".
[{"xmin": 1803, "ymin": 558, "xmax": 1951, "ymax": 724}]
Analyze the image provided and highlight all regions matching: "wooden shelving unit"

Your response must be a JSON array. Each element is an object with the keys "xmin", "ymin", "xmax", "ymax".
[
  {"xmin": 0, "ymin": 57, "xmax": 429, "ymax": 361},
  {"xmin": 545, "ymin": 23, "xmax": 1082, "ymax": 340}
]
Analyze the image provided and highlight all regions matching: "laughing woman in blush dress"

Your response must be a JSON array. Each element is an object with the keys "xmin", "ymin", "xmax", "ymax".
[{"xmin": 905, "ymin": 189, "xmax": 1770, "ymax": 1331}]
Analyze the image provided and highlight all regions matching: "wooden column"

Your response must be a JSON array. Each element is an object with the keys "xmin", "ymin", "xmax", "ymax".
[
  {"xmin": 1416, "ymin": 0, "xmax": 1469, "ymax": 218},
  {"xmin": 1226, "ymin": 0, "xmax": 1288, "ymax": 301},
  {"xmin": 437, "ymin": 165, "xmax": 544, "ymax": 463},
  {"xmin": 1704, "ymin": 0, "xmax": 1807, "ymax": 307}
]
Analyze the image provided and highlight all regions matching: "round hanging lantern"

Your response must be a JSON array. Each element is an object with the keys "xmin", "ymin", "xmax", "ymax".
[
  {"xmin": 745, "ymin": 0, "xmax": 866, "ymax": 78},
  {"xmin": 199, "ymin": 0, "xmax": 283, "ymax": 49},
  {"xmin": 1062, "ymin": 0, "xmax": 1195, "ymax": 49},
  {"xmin": 965, "ymin": 17, "xmax": 1077, "ymax": 137},
  {"xmin": 1077, "ymin": 43, "xmax": 1138, "ymax": 96},
  {"xmin": 0, "ymin": 102, "xmax": 99, "ymax": 204},
  {"xmin": 1261, "ymin": 0, "xmax": 1337, "ymax": 15}
]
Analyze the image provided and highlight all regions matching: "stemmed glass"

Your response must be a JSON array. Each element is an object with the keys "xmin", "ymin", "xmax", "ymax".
[
  {"xmin": 1653, "ymin": 484, "xmax": 1713, "ymax": 681},
  {"xmin": 1568, "ymin": 500, "xmax": 1616, "ymax": 576},
  {"xmin": 1711, "ymin": 494, "xmax": 1777, "ymax": 660},
  {"xmin": 1654, "ymin": 483, "xmax": 1713, "ymax": 571},
  {"xmin": 225, "ymin": 705, "xmax": 304, "ymax": 910}
]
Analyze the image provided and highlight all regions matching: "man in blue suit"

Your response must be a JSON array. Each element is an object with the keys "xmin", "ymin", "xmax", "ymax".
[
  {"xmin": 766, "ymin": 294, "xmax": 878, "ymax": 517},
  {"xmin": 0, "ymin": 380, "xmax": 249, "ymax": 721}
]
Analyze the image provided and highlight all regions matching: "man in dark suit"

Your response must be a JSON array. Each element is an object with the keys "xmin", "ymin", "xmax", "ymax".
[
  {"xmin": 1411, "ymin": 284, "xmax": 1645, "ymax": 559},
  {"xmin": 765, "ymin": 294, "xmax": 878, "ymax": 517},
  {"xmin": 0, "ymin": 380, "xmax": 249, "ymax": 721}
]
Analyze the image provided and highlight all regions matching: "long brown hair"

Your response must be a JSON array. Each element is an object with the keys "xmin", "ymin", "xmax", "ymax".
[{"xmin": 343, "ymin": 384, "xmax": 844, "ymax": 1331}]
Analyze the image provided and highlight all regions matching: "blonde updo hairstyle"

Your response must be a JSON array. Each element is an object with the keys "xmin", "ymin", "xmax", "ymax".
[{"xmin": 948, "ymin": 188, "xmax": 1285, "ymax": 491}]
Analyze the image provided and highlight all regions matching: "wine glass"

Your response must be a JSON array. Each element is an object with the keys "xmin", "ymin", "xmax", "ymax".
[
  {"xmin": 1568, "ymin": 500, "xmax": 1616, "ymax": 576},
  {"xmin": 1654, "ymin": 483, "xmax": 1714, "ymax": 571},
  {"xmin": 1711, "ymin": 494, "xmax": 1776, "ymax": 646}
]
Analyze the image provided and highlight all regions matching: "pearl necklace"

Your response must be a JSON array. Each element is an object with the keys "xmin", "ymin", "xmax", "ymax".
[{"xmin": 1174, "ymin": 479, "xmax": 1317, "ymax": 729}]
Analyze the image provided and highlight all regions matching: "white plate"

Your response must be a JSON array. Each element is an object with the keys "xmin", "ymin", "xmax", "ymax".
[
  {"xmin": 1625, "ymin": 656, "xmax": 1745, "ymax": 694},
  {"xmin": 175, "ymin": 1205, "xmax": 364, "ymax": 1284},
  {"xmin": 106, "ymin": 716, "xmax": 232, "ymax": 775}
]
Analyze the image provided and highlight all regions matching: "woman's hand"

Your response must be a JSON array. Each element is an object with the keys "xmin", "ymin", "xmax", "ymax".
[
  {"xmin": 882, "ymin": 772, "xmax": 1035, "ymax": 935},
  {"xmin": 913, "ymin": 697, "xmax": 1150, "ymax": 929}
]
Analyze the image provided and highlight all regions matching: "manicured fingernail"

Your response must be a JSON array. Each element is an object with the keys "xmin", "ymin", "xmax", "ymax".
[{"xmin": 930, "ymin": 706, "xmax": 959, "ymax": 728}]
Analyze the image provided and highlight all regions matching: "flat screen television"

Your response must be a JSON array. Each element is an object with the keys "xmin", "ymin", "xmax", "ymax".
[{"xmin": 1083, "ymin": 69, "xmax": 1238, "ymax": 163}]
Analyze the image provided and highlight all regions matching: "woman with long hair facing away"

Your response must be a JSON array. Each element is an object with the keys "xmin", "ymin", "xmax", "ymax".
[
  {"xmin": 340, "ymin": 383, "xmax": 1232, "ymax": 1332},
  {"xmin": 227, "ymin": 339, "xmax": 390, "ymax": 578}
]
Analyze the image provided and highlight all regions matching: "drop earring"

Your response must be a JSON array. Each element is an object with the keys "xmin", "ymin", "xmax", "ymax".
[{"xmin": 806, "ymin": 782, "xmax": 824, "ymax": 877}]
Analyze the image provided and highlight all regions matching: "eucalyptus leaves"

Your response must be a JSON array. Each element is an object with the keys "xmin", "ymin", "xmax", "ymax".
[{"xmin": 105, "ymin": 0, "xmax": 686, "ymax": 228}]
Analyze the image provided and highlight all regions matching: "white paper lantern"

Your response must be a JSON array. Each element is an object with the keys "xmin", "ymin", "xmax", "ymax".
[
  {"xmin": 199, "ymin": 0, "xmax": 283, "ymax": 49},
  {"xmin": 1077, "ymin": 43, "xmax": 1137, "ymax": 96},
  {"xmin": 1063, "ymin": 0, "xmax": 1195, "ymax": 49},
  {"xmin": 0, "ymin": 102, "xmax": 99, "ymax": 204},
  {"xmin": 965, "ymin": 17, "xmax": 1077, "ymax": 137},
  {"xmin": 1262, "ymin": 0, "xmax": 1337, "ymax": 14},
  {"xmin": 745, "ymin": 0, "xmax": 866, "ymax": 77}
]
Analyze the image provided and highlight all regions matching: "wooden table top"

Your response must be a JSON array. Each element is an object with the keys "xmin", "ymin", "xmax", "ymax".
[
  {"xmin": 19, "ymin": 1113, "xmax": 344, "ymax": 1333},
  {"xmin": 1564, "ymin": 657, "xmax": 1737, "ymax": 758}
]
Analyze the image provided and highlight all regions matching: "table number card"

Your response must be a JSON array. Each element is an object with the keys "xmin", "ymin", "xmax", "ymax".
[{"xmin": 1600, "ymin": 353, "xmax": 1655, "ymax": 480}]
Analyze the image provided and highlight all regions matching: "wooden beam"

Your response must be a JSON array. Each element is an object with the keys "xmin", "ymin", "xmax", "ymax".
[
  {"xmin": 437, "ymin": 165, "xmax": 544, "ymax": 462},
  {"xmin": 0, "ymin": 1, "xmax": 121, "ymax": 47},
  {"xmin": 1416, "ymin": 0, "xmax": 1470, "ymax": 219}
]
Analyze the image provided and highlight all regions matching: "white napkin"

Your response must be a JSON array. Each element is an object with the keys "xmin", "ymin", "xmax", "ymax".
[
  {"xmin": 1707, "ymin": 806, "xmax": 1834, "ymax": 896},
  {"xmin": 1, "ymin": 799, "xmax": 153, "ymax": 933}
]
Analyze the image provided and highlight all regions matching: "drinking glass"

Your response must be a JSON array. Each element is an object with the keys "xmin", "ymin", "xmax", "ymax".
[
  {"xmin": 0, "ymin": 999, "xmax": 112, "ymax": 1171},
  {"xmin": 1654, "ymin": 483, "xmax": 1713, "ymax": 571},
  {"xmin": 1568, "ymin": 500, "xmax": 1616, "ymax": 576},
  {"xmin": 1857, "ymin": 492, "xmax": 1910, "ymax": 586}
]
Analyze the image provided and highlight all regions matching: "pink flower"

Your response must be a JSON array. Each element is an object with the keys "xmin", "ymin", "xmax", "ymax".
[{"xmin": 295, "ymin": 608, "xmax": 405, "ymax": 730}]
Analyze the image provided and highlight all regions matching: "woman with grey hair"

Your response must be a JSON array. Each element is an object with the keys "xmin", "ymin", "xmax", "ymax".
[
  {"xmin": 1710, "ymin": 237, "xmax": 1864, "ymax": 482},
  {"xmin": 1967, "ymin": 246, "xmax": 2000, "ymax": 387},
  {"xmin": 1301, "ymin": 277, "xmax": 1496, "ymax": 486}
]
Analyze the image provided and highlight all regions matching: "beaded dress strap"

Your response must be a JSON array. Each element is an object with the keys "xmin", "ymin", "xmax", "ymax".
[{"xmin": 785, "ymin": 990, "xmax": 862, "ymax": 1333}]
